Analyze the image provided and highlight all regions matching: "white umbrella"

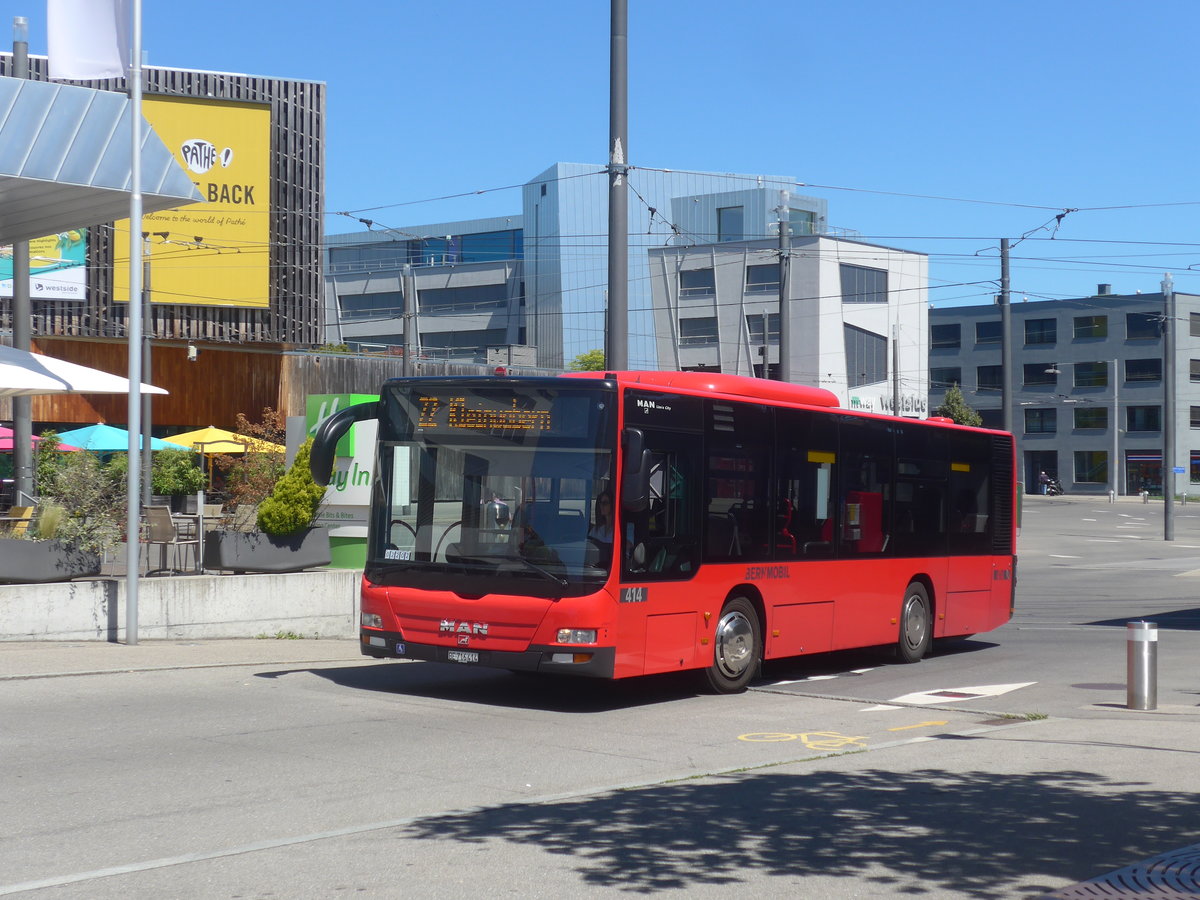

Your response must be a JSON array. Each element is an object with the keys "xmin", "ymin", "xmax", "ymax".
[{"xmin": 0, "ymin": 344, "xmax": 168, "ymax": 399}]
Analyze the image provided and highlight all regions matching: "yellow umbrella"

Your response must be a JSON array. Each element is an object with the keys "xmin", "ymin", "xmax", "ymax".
[
  {"xmin": 162, "ymin": 426, "xmax": 286, "ymax": 490},
  {"xmin": 162, "ymin": 426, "xmax": 285, "ymax": 455}
]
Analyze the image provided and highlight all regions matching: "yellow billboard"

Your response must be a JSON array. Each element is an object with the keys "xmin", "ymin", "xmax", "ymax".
[{"xmin": 114, "ymin": 96, "xmax": 270, "ymax": 308}]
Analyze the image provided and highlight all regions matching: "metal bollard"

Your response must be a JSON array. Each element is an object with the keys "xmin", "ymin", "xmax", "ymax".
[
  {"xmin": 1142, "ymin": 490, "xmax": 1150, "ymax": 503},
  {"xmin": 1108, "ymin": 490, "xmax": 1115, "ymax": 504},
  {"xmin": 1126, "ymin": 621, "xmax": 1158, "ymax": 710}
]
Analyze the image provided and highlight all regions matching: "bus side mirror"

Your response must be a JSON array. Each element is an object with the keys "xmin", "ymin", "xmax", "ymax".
[
  {"xmin": 310, "ymin": 401, "xmax": 379, "ymax": 486},
  {"xmin": 621, "ymin": 427, "xmax": 651, "ymax": 513}
]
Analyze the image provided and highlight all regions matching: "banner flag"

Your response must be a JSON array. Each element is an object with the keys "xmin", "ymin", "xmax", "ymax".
[{"xmin": 46, "ymin": 0, "xmax": 130, "ymax": 80}]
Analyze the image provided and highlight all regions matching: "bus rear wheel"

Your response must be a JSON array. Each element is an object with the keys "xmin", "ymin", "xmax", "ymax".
[
  {"xmin": 895, "ymin": 582, "xmax": 932, "ymax": 664},
  {"xmin": 702, "ymin": 596, "xmax": 762, "ymax": 693}
]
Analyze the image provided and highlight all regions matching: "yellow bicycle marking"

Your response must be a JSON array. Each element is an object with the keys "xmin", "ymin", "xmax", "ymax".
[
  {"xmin": 739, "ymin": 732, "xmax": 800, "ymax": 742},
  {"xmin": 739, "ymin": 730, "xmax": 867, "ymax": 750}
]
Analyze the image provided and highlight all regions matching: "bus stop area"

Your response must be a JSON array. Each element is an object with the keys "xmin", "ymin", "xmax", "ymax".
[{"xmin": 0, "ymin": 493, "xmax": 1198, "ymax": 898}]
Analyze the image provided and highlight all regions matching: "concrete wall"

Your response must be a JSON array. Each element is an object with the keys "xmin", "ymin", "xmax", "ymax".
[{"xmin": 0, "ymin": 571, "xmax": 359, "ymax": 642}]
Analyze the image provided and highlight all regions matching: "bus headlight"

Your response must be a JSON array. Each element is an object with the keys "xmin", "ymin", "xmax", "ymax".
[
  {"xmin": 361, "ymin": 613, "xmax": 383, "ymax": 628},
  {"xmin": 556, "ymin": 628, "xmax": 597, "ymax": 644}
]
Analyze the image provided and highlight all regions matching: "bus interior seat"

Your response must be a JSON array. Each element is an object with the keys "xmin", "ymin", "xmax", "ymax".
[{"xmin": 706, "ymin": 512, "xmax": 741, "ymax": 558}]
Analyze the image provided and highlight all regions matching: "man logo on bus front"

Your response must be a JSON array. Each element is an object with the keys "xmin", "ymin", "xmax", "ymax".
[{"xmin": 440, "ymin": 619, "xmax": 489, "ymax": 637}]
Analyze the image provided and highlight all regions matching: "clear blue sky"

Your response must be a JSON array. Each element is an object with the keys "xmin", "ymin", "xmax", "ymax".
[{"xmin": 22, "ymin": 0, "xmax": 1200, "ymax": 307}]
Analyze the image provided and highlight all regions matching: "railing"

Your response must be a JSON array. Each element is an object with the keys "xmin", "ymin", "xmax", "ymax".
[{"xmin": 421, "ymin": 299, "xmax": 509, "ymax": 315}]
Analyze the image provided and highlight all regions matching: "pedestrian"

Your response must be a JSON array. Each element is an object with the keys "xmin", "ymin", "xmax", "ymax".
[{"xmin": 1039, "ymin": 470, "xmax": 1050, "ymax": 495}]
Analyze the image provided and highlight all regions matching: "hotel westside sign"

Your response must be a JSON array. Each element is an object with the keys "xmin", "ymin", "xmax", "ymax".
[{"xmin": 115, "ymin": 96, "xmax": 271, "ymax": 309}]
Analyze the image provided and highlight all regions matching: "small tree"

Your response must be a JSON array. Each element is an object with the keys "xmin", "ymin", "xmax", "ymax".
[
  {"xmin": 256, "ymin": 439, "xmax": 325, "ymax": 537},
  {"xmin": 934, "ymin": 383, "xmax": 983, "ymax": 427},
  {"xmin": 33, "ymin": 429, "xmax": 68, "ymax": 497},
  {"xmin": 37, "ymin": 451, "xmax": 127, "ymax": 553},
  {"xmin": 568, "ymin": 349, "xmax": 606, "ymax": 371},
  {"xmin": 214, "ymin": 408, "xmax": 287, "ymax": 510}
]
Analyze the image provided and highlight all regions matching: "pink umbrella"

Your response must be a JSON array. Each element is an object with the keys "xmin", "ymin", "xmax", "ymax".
[{"xmin": 0, "ymin": 426, "xmax": 79, "ymax": 452}]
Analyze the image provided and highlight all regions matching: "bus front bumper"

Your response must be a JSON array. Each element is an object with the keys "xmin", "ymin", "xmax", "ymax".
[{"xmin": 360, "ymin": 630, "xmax": 616, "ymax": 678}]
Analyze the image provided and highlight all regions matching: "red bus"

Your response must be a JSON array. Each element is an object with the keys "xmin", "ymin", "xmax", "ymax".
[{"xmin": 311, "ymin": 371, "xmax": 1016, "ymax": 693}]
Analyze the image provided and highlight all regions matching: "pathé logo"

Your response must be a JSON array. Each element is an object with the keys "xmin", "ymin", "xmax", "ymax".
[{"xmin": 180, "ymin": 139, "xmax": 234, "ymax": 175}]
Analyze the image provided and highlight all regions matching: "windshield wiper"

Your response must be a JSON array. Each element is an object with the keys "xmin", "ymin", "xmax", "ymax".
[
  {"xmin": 507, "ymin": 556, "xmax": 568, "ymax": 588},
  {"xmin": 451, "ymin": 552, "xmax": 568, "ymax": 588}
]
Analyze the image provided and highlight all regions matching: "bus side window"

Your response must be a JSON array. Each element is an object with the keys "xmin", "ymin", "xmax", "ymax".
[
  {"xmin": 705, "ymin": 401, "xmax": 771, "ymax": 563},
  {"xmin": 621, "ymin": 432, "xmax": 701, "ymax": 581},
  {"xmin": 948, "ymin": 431, "xmax": 993, "ymax": 556},
  {"xmin": 775, "ymin": 409, "xmax": 836, "ymax": 559},
  {"xmin": 837, "ymin": 417, "xmax": 893, "ymax": 557}
]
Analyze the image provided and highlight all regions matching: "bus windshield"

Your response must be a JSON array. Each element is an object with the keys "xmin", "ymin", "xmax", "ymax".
[{"xmin": 367, "ymin": 380, "xmax": 617, "ymax": 596}]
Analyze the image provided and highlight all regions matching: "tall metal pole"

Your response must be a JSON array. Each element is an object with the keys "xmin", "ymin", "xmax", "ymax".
[
  {"xmin": 605, "ymin": 0, "xmax": 628, "ymax": 371},
  {"xmin": 892, "ymin": 324, "xmax": 901, "ymax": 416},
  {"xmin": 1112, "ymin": 358, "xmax": 1120, "ymax": 496},
  {"xmin": 124, "ymin": 0, "xmax": 144, "ymax": 643},
  {"xmin": 1163, "ymin": 273, "xmax": 1175, "ymax": 541},
  {"xmin": 1000, "ymin": 238, "xmax": 1013, "ymax": 434},
  {"xmin": 140, "ymin": 240, "xmax": 153, "ymax": 509},
  {"xmin": 402, "ymin": 263, "xmax": 415, "ymax": 378},
  {"xmin": 11, "ymin": 17, "xmax": 33, "ymax": 507},
  {"xmin": 776, "ymin": 191, "xmax": 791, "ymax": 382}
]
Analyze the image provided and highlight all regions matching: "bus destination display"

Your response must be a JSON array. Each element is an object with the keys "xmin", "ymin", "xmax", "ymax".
[{"xmin": 416, "ymin": 393, "xmax": 554, "ymax": 433}]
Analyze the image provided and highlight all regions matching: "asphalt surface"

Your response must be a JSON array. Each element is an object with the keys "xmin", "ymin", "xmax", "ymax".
[{"xmin": 1, "ymin": 493, "xmax": 1198, "ymax": 898}]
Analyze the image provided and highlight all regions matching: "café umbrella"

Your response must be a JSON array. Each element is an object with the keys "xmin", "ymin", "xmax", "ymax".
[
  {"xmin": 56, "ymin": 423, "xmax": 180, "ymax": 453},
  {"xmin": 161, "ymin": 426, "xmax": 286, "ymax": 486},
  {"xmin": 0, "ymin": 426, "xmax": 78, "ymax": 452},
  {"xmin": 161, "ymin": 426, "xmax": 285, "ymax": 456},
  {"xmin": 0, "ymin": 344, "xmax": 167, "ymax": 398}
]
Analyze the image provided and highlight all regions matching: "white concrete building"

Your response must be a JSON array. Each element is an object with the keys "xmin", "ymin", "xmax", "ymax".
[{"xmin": 648, "ymin": 235, "xmax": 929, "ymax": 416}]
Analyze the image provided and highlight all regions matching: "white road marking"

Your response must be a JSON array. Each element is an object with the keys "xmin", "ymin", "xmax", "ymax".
[{"xmin": 862, "ymin": 682, "xmax": 1036, "ymax": 712}]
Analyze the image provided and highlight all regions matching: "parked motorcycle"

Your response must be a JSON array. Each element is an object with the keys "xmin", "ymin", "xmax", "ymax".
[{"xmin": 1046, "ymin": 478, "xmax": 1064, "ymax": 496}]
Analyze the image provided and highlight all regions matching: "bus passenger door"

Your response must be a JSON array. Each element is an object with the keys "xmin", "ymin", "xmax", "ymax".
[{"xmin": 617, "ymin": 413, "xmax": 703, "ymax": 677}]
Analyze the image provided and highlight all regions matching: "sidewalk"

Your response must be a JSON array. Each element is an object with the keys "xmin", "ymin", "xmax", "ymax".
[{"xmin": 0, "ymin": 637, "xmax": 366, "ymax": 679}]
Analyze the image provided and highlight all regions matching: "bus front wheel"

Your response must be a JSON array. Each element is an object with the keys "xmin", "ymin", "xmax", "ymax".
[
  {"xmin": 896, "ymin": 582, "xmax": 932, "ymax": 663},
  {"xmin": 703, "ymin": 596, "xmax": 762, "ymax": 694}
]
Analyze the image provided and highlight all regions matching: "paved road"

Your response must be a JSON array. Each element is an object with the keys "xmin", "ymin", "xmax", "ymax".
[{"xmin": 1, "ymin": 494, "xmax": 1198, "ymax": 898}]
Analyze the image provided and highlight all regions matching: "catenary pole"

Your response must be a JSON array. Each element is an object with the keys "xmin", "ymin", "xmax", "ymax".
[
  {"xmin": 1163, "ymin": 273, "xmax": 1175, "ymax": 541},
  {"xmin": 605, "ymin": 0, "xmax": 628, "ymax": 371},
  {"xmin": 776, "ymin": 191, "xmax": 791, "ymax": 382},
  {"xmin": 402, "ymin": 263, "xmax": 416, "ymax": 377},
  {"xmin": 11, "ymin": 18, "xmax": 32, "ymax": 507},
  {"xmin": 125, "ymin": 0, "xmax": 144, "ymax": 643},
  {"xmin": 1112, "ymin": 358, "xmax": 1120, "ymax": 496},
  {"xmin": 141, "ymin": 239, "xmax": 152, "ymax": 509},
  {"xmin": 1000, "ymin": 238, "xmax": 1013, "ymax": 435}
]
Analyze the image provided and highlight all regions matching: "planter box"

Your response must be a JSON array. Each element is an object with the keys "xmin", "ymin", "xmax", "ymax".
[
  {"xmin": 0, "ymin": 538, "xmax": 102, "ymax": 584},
  {"xmin": 203, "ymin": 527, "xmax": 331, "ymax": 574}
]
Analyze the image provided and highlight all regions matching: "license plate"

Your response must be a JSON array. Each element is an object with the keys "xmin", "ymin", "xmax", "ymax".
[{"xmin": 447, "ymin": 650, "xmax": 479, "ymax": 664}]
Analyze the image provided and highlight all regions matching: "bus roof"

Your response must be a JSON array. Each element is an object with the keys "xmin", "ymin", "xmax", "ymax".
[
  {"xmin": 562, "ymin": 370, "xmax": 841, "ymax": 409},
  {"xmin": 561, "ymin": 370, "xmax": 1010, "ymax": 436}
]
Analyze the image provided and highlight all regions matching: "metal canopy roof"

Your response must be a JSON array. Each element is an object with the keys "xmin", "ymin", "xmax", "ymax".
[{"xmin": 0, "ymin": 76, "xmax": 201, "ymax": 246}]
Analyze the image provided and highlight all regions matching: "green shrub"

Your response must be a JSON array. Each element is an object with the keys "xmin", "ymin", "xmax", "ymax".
[
  {"xmin": 34, "ymin": 504, "xmax": 66, "ymax": 540},
  {"xmin": 256, "ymin": 439, "xmax": 325, "ymax": 537},
  {"xmin": 33, "ymin": 429, "xmax": 68, "ymax": 496},
  {"xmin": 151, "ymin": 449, "xmax": 207, "ymax": 495},
  {"xmin": 37, "ymin": 452, "xmax": 126, "ymax": 553}
]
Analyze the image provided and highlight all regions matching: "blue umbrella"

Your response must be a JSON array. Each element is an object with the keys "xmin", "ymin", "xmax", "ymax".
[{"xmin": 55, "ymin": 423, "xmax": 179, "ymax": 452}]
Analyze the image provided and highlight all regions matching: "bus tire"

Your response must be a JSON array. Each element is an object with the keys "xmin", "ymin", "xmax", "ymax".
[
  {"xmin": 895, "ymin": 582, "xmax": 932, "ymax": 664},
  {"xmin": 702, "ymin": 596, "xmax": 762, "ymax": 694}
]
